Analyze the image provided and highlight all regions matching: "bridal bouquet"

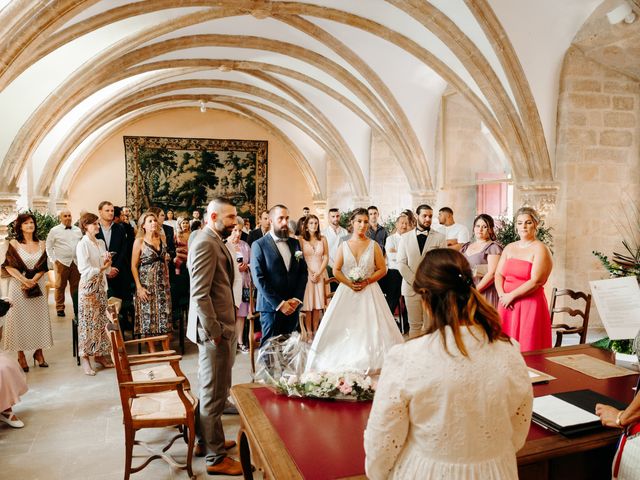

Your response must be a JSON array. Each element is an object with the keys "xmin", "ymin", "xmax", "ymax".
[
  {"xmin": 347, "ymin": 266, "xmax": 367, "ymax": 283},
  {"xmin": 274, "ymin": 371, "xmax": 376, "ymax": 401}
]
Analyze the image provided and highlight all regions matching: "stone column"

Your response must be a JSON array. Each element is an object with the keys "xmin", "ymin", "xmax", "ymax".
[
  {"xmin": 351, "ymin": 196, "xmax": 370, "ymax": 209},
  {"xmin": 410, "ymin": 190, "xmax": 437, "ymax": 209},
  {"xmin": 0, "ymin": 193, "xmax": 20, "ymax": 241},
  {"xmin": 312, "ymin": 198, "xmax": 328, "ymax": 228},
  {"xmin": 31, "ymin": 196, "xmax": 51, "ymax": 213},
  {"xmin": 515, "ymin": 182, "xmax": 560, "ymax": 218}
]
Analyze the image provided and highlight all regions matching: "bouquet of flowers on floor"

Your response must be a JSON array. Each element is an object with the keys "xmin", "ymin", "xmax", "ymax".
[
  {"xmin": 347, "ymin": 265, "xmax": 367, "ymax": 284},
  {"xmin": 255, "ymin": 333, "xmax": 376, "ymax": 401}
]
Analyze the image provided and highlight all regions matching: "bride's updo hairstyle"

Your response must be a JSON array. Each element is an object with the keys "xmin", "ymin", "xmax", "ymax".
[
  {"xmin": 413, "ymin": 248, "xmax": 510, "ymax": 356},
  {"xmin": 349, "ymin": 207, "xmax": 369, "ymax": 224}
]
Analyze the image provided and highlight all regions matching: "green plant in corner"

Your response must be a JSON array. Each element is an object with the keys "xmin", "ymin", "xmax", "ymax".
[{"xmin": 7, "ymin": 209, "xmax": 60, "ymax": 241}]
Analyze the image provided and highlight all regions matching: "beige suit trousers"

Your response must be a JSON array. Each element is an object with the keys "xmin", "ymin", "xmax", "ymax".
[{"xmin": 404, "ymin": 294, "xmax": 432, "ymax": 338}]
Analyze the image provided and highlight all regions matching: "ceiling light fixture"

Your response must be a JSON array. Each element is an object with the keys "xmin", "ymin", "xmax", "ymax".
[
  {"xmin": 607, "ymin": 1, "xmax": 636, "ymax": 24},
  {"xmin": 199, "ymin": 100, "xmax": 206, "ymax": 113}
]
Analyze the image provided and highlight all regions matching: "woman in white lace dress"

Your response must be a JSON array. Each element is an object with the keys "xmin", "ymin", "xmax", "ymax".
[
  {"xmin": 364, "ymin": 248, "xmax": 532, "ymax": 480},
  {"xmin": 305, "ymin": 208, "xmax": 403, "ymax": 374}
]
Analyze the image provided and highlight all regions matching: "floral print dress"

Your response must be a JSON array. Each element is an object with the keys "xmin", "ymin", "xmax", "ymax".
[{"xmin": 134, "ymin": 241, "xmax": 172, "ymax": 336}]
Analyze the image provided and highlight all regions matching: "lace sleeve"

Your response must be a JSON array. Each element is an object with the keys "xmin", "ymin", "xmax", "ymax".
[
  {"xmin": 507, "ymin": 346, "xmax": 533, "ymax": 450},
  {"xmin": 364, "ymin": 345, "xmax": 409, "ymax": 480}
]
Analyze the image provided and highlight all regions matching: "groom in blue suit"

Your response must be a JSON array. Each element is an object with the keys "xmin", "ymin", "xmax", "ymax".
[{"xmin": 250, "ymin": 204, "xmax": 308, "ymax": 344}]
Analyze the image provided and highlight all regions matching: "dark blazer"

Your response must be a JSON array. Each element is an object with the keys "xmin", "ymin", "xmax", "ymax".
[
  {"xmin": 162, "ymin": 224, "xmax": 176, "ymax": 261},
  {"xmin": 247, "ymin": 227, "xmax": 265, "ymax": 247},
  {"xmin": 97, "ymin": 222, "xmax": 128, "ymax": 273},
  {"xmin": 97, "ymin": 222, "xmax": 131, "ymax": 299},
  {"xmin": 250, "ymin": 234, "xmax": 308, "ymax": 313}
]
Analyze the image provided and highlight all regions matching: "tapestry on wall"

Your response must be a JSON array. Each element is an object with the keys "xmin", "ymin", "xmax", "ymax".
[{"xmin": 123, "ymin": 135, "xmax": 267, "ymax": 220}]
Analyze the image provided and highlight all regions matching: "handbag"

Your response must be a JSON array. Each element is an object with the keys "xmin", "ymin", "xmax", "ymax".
[
  {"xmin": 23, "ymin": 283, "xmax": 43, "ymax": 298},
  {"xmin": 242, "ymin": 286, "xmax": 251, "ymax": 303}
]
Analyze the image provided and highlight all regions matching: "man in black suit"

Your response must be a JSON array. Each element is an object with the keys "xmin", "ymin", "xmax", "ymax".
[
  {"xmin": 247, "ymin": 210, "xmax": 270, "ymax": 246},
  {"xmin": 250, "ymin": 205, "xmax": 308, "ymax": 344},
  {"xmin": 96, "ymin": 201, "xmax": 131, "ymax": 302}
]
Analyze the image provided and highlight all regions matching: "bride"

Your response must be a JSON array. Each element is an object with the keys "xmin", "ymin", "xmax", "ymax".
[{"xmin": 305, "ymin": 208, "xmax": 404, "ymax": 374}]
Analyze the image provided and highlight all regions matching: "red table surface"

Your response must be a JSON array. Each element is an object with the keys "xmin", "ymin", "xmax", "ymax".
[
  {"xmin": 525, "ymin": 348, "xmax": 638, "ymax": 440},
  {"xmin": 253, "ymin": 387, "xmax": 370, "ymax": 479},
  {"xmin": 251, "ymin": 347, "xmax": 639, "ymax": 477}
]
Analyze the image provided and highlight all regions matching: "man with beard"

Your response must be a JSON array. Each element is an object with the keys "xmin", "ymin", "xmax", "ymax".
[
  {"xmin": 250, "ymin": 204, "xmax": 308, "ymax": 344},
  {"xmin": 186, "ymin": 197, "xmax": 242, "ymax": 476},
  {"xmin": 397, "ymin": 204, "xmax": 446, "ymax": 337}
]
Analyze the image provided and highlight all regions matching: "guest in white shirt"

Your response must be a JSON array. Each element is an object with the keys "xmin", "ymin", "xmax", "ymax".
[
  {"xmin": 384, "ymin": 213, "xmax": 411, "ymax": 332},
  {"xmin": 434, "ymin": 207, "xmax": 470, "ymax": 250},
  {"xmin": 322, "ymin": 208, "xmax": 347, "ymax": 280},
  {"xmin": 46, "ymin": 209, "xmax": 83, "ymax": 317},
  {"xmin": 365, "ymin": 249, "xmax": 532, "ymax": 480}
]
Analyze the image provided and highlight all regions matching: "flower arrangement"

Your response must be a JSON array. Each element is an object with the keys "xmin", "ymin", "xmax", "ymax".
[
  {"xmin": 294, "ymin": 250, "xmax": 304, "ymax": 262},
  {"xmin": 274, "ymin": 371, "xmax": 376, "ymax": 401},
  {"xmin": 347, "ymin": 266, "xmax": 367, "ymax": 283}
]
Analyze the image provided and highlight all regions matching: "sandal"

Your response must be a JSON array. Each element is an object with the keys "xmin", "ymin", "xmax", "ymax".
[
  {"xmin": 81, "ymin": 356, "xmax": 96, "ymax": 376},
  {"xmin": 94, "ymin": 356, "xmax": 114, "ymax": 368},
  {"xmin": 0, "ymin": 410, "xmax": 24, "ymax": 428}
]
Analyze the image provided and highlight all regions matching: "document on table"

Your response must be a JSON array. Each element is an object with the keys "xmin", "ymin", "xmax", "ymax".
[
  {"xmin": 547, "ymin": 354, "xmax": 637, "ymax": 379},
  {"xmin": 590, "ymin": 276, "xmax": 640, "ymax": 340},
  {"xmin": 528, "ymin": 367, "xmax": 556, "ymax": 384},
  {"xmin": 533, "ymin": 395, "xmax": 600, "ymax": 428}
]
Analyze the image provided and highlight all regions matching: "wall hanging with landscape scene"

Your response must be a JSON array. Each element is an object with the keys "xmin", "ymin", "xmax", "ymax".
[{"xmin": 123, "ymin": 135, "xmax": 267, "ymax": 221}]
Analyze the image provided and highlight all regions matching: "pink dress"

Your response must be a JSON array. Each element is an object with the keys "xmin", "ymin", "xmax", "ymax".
[
  {"xmin": 0, "ymin": 353, "xmax": 28, "ymax": 411},
  {"xmin": 498, "ymin": 258, "xmax": 551, "ymax": 352},
  {"xmin": 301, "ymin": 239, "xmax": 328, "ymax": 311}
]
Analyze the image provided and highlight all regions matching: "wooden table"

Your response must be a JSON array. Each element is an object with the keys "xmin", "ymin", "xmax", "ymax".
[{"xmin": 231, "ymin": 344, "xmax": 638, "ymax": 480}]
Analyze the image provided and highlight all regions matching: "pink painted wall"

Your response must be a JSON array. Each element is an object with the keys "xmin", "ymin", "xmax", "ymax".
[{"xmin": 67, "ymin": 108, "xmax": 314, "ymax": 225}]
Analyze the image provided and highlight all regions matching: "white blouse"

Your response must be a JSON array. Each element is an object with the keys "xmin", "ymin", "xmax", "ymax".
[
  {"xmin": 364, "ymin": 325, "xmax": 533, "ymax": 480},
  {"xmin": 76, "ymin": 235, "xmax": 110, "ymax": 290}
]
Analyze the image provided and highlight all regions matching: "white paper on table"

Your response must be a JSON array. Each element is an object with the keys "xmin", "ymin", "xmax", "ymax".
[
  {"xmin": 590, "ymin": 276, "xmax": 640, "ymax": 340},
  {"xmin": 533, "ymin": 395, "xmax": 600, "ymax": 427}
]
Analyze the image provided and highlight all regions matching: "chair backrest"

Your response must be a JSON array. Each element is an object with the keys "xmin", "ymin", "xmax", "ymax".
[
  {"xmin": 106, "ymin": 321, "xmax": 133, "ymax": 384},
  {"xmin": 549, "ymin": 287, "xmax": 592, "ymax": 342}
]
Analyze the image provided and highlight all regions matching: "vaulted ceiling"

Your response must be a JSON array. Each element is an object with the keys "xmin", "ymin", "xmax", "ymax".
[{"xmin": 0, "ymin": 0, "xmax": 602, "ymax": 203}]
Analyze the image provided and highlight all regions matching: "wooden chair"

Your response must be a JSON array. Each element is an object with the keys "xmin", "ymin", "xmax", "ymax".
[
  {"xmin": 106, "ymin": 321, "xmax": 197, "ymax": 480},
  {"xmin": 324, "ymin": 276, "xmax": 339, "ymax": 303},
  {"xmin": 549, "ymin": 287, "xmax": 592, "ymax": 347}
]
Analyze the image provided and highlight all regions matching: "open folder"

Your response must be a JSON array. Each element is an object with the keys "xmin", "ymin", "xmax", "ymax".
[{"xmin": 532, "ymin": 389, "xmax": 628, "ymax": 436}]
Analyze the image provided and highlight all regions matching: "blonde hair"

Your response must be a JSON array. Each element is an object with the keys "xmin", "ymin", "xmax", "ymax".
[
  {"xmin": 137, "ymin": 211, "xmax": 160, "ymax": 239},
  {"xmin": 515, "ymin": 207, "xmax": 540, "ymax": 227}
]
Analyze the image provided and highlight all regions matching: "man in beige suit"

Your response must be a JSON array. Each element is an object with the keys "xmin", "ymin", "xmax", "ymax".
[
  {"xmin": 187, "ymin": 197, "xmax": 242, "ymax": 476},
  {"xmin": 397, "ymin": 204, "xmax": 446, "ymax": 337}
]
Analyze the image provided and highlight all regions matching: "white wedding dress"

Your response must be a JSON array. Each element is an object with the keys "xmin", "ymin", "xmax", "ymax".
[{"xmin": 305, "ymin": 240, "xmax": 404, "ymax": 374}]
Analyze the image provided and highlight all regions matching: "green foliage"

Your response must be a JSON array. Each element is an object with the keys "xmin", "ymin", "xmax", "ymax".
[
  {"xmin": 7, "ymin": 209, "xmax": 60, "ymax": 240},
  {"xmin": 338, "ymin": 209, "xmax": 396, "ymax": 233},
  {"xmin": 592, "ymin": 337, "xmax": 634, "ymax": 355},
  {"xmin": 494, "ymin": 216, "xmax": 554, "ymax": 251}
]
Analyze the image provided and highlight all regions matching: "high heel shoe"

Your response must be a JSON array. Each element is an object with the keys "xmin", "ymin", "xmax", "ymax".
[
  {"xmin": 17, "ymin": 352, "xmax": 29, "ymax": 373},
  {"xmin": 33, "ymin": 350, "xmax": 49, "ymax": 368},
  {"xmin": 80, "ymin": 356, "xmax": 96, "ymax": 376}
]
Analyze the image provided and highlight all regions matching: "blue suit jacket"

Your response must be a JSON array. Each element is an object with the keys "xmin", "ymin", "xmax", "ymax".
[{"xmin": 250, "ymin": 234, "xmax": 308, "ymax": 312}]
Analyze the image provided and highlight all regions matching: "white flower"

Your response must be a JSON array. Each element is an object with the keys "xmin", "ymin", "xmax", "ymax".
[
  {"xmin": 348, "ymin": 266, "xmax": 367, "ymax": 283},
  {"xmin": 294, "ymin": 250, "xmax": 304, "ymax": 261}
]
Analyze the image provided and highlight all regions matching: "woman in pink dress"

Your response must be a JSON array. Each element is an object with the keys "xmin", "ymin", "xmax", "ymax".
[
  {"xmin": 299, "ymin": 214, "xmax": 329, "ymax": 340},
  {"xmin": 0, "ymin": 298, "xmax": 28, "ymax": 428},
  {"xmin": 495, "ymin": 207, "xmax": 553, "ymax": 352}
]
